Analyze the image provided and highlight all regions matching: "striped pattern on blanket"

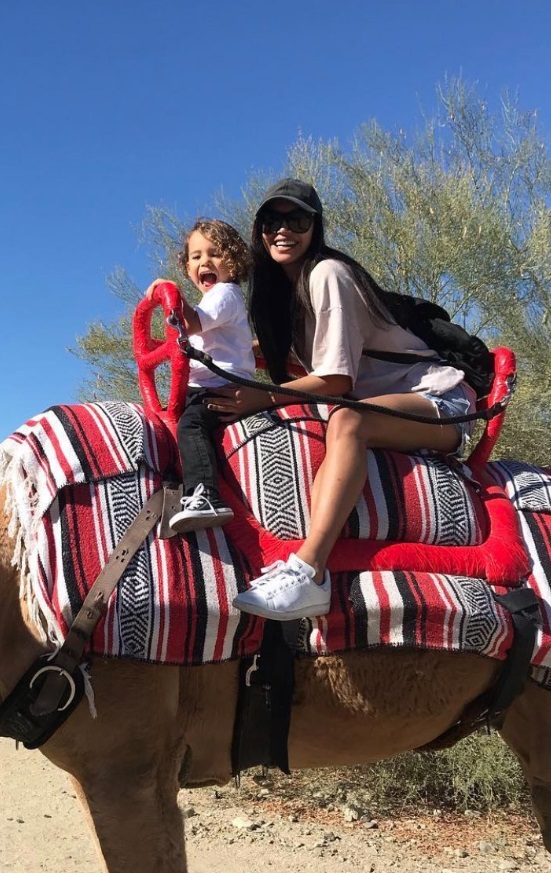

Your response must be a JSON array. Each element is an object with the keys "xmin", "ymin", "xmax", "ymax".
[
  {"xmin": 222, "ymin": 406, "xmax": 487, "ymax": 546},
  {"xmin": 0, "ymin": 466, "xmax": 517, "ymax": 667},
  {"xmin": 1, "ymin": 402, "xmax": 550, "ymax": 687},
  {"xmin": 39, "ymin": 473, "xmax": 257, "ymax": 663},
  {"xmin": 299, "ymin": 570, "xmax": 512, "ymax": 661}
]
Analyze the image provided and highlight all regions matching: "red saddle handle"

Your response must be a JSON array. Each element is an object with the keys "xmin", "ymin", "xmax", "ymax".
[
  {"xmin": 468, "ymin": 346, "xmax": 516, "ymax": 469},
  {"xmin": 132, "ymin": 281, "xmax": 189, "ymax": 437}
]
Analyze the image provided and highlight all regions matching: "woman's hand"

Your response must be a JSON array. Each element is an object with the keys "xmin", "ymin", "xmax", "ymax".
[
  {"xmin": 204, "ymin": 385, "xmax": 272, "ymax": 421},
  {"xmin": 145, "ymin": 278, "xmax": 172, "ymax": 300}
]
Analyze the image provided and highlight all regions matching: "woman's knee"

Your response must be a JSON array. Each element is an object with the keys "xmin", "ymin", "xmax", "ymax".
[{"xmin": 326, "ymin": 407, "xmax": 365, "ymax": 442}]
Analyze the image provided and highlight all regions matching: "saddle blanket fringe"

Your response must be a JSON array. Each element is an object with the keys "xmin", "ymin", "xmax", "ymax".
[{"xmin": 1, "ymin": 402, "xmax": 551, "ymax": 687}]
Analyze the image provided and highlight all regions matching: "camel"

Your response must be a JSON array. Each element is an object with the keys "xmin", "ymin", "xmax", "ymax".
[
  {"xmin": 0, "ymin": 284, "xmax": 550, "ymax": 873},
  {"xmin": 1, "ymin": 489, "xmax": 551, "ymax": 873}
]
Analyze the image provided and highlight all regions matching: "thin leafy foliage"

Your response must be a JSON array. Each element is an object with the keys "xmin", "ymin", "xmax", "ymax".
[{"xmin": 73, "ymin": 78, "xmax": 551, "ymax": 460}]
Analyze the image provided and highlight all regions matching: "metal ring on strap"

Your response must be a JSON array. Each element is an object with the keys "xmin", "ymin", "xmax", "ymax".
[{"xmin": 29, "ymin": 665, "xmax": 77, "ymax": 712}]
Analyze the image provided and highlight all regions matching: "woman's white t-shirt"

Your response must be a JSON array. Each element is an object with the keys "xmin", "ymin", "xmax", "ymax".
[
  {"xmin": 189, "ymin": 282, "xmax": 255, "ymax": 389},
  {"xmin": 294, "ymin": 259, "xmax": 471, "ymax": 400}
]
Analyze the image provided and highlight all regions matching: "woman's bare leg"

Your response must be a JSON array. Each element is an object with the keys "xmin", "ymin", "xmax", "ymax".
[{"xmin": 297, "ymin": 394, "xmax": 459, "ymax": 580}]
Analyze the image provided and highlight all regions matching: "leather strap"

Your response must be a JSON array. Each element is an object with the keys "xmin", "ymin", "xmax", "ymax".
[
  {"xmin": 159, "ymin": 482, "xmax": 183, "ymax": 539},
  {"xmin": 30, "ymin": 488, "xmax": 164, "ymax": 716}
]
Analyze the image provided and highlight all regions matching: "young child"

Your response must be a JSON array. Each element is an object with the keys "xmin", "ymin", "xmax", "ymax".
[{"xmin": 146, "ymin": 219, "xmax": 255, "ymax": 533}]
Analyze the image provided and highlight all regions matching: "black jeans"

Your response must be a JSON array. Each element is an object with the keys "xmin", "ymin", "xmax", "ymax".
[{"xmin": 177, "ymin": 389, "xmax": 224, "ymax": 497}]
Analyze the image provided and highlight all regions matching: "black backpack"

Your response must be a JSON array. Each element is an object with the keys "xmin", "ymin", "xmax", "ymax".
[{"xmin": 363, "ymin": 289, "xmax": 494, "ymax": 399}]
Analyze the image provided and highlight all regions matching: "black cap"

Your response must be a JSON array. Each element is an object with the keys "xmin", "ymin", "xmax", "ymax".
[{"xmin": 257, "ymin": 178, "xmax": 323, "ymax": 216}]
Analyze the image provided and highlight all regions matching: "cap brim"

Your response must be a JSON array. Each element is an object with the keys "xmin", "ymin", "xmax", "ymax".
[{"xmin": 257, "ymin": 195, "xmax": 318, "ymax": 215}]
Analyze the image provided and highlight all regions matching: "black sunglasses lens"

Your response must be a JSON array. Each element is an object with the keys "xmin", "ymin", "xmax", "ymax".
[
  {"xmin": 289, "ymin": 212, "xmax": 314, "ymax": 232},
  {"xmin": 261, "ymin": 210, "xmax": 314, "ymax": 234},
  {"xmin": 261, "ymin": 214, "xmax": 282, "ymax": 233}
]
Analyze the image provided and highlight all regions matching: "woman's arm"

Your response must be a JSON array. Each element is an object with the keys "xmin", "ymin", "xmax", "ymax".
[
  {"xmin": 270, "ymin": 372, "xmax": 352, "ymax": 403},
  {"xmin": 207, "ymin": 372, "xmax": 352, "ymax": 419}
]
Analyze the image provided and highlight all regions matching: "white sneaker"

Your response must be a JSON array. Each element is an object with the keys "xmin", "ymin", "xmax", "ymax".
[
  {"xmin": 232, "ymin": 554, "xmax": 331, "ymax": 621},
  {"xmin": 169, "ymin": 483, "xmax": 234, "ymax": 533}
]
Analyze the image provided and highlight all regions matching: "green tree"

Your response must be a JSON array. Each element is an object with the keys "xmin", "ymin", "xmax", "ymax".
[{"xmin": 74, "ymin": 77, "xmax": 551, "ymax": 462}]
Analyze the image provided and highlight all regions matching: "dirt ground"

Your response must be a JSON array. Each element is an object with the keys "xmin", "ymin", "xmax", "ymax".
[{"xmin": 1, "ymin": 738, "xmax": 549, "ymax": 873}]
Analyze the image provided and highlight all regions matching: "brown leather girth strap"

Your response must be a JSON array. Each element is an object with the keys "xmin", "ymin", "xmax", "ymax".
[
  {"xmin": 30, "ymin": 488, "xmax": 164, "ymax": 717},
  {"xmin": 159, "ymin": 483, "xmax": 183, "ymax": 539}
]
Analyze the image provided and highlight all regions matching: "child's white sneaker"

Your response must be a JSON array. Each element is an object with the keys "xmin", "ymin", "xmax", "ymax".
[
  {"xmin": 169, "ymin": 484, "xmax": 234, "ymax": 533},
  {"xmin": 233, "ymin": 554, "xmax": 331, "ymax": 621}
]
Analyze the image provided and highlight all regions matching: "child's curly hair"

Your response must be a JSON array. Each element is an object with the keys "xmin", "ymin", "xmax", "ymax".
[{"xmin": 178, "ymin": 219, "xmax": 251, "ymax": 284}]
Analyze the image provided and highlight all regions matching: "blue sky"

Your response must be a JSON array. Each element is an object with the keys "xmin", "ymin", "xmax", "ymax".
[{"xmin": 1, "ymin": 0, "xmax": 550, "ymax": 440}]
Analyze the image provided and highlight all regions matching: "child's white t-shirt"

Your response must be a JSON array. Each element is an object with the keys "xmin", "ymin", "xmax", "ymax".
[{"xmin": 189, "ymin": 282, "xmax": 255, "ymax": 388}]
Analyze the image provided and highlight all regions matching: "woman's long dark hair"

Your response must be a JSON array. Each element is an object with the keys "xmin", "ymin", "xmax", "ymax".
[{"xmin": 249, "ymin": 210, "xmax": 394, "ymax": 384}]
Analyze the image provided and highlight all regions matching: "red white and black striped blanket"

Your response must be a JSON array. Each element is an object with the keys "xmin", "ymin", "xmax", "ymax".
[{"xmin": 1, "ymin": 401, "xmax": 550, "ymax": 688}]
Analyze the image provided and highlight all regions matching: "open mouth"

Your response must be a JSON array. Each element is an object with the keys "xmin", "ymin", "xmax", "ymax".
[{"xmin": 199, "ymin": 271, "xmax": 217, "ymax": 288}]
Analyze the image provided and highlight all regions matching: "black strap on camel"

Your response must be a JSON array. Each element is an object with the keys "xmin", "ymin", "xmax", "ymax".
[{"xmin": 231, "ymin": 619, "xmax": 302, "ymax": 777}]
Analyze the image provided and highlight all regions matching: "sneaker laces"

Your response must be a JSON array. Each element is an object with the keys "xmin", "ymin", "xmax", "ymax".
[
  {"xmin": 180, "ymin": 483, "xmax": 211, "ymax": 511},
  {"xmin": 252, "ymin": 559, "xmax": 306, "ymax": 589}
]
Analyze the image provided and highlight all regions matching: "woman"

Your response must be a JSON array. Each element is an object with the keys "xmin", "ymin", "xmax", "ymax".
[{"xmin": 209, "ymin": 178, "xmax": 476, "ymax": 621}]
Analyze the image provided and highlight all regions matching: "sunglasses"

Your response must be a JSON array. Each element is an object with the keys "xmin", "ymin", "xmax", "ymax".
[{"xmin": 260, "ymin": 208, "xmax": 315, "ymax": 234}]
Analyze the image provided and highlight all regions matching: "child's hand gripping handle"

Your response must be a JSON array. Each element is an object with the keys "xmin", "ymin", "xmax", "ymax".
[{"xmin": 132, "ymin": 281, "xmax": 189, "ymax": 436}]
